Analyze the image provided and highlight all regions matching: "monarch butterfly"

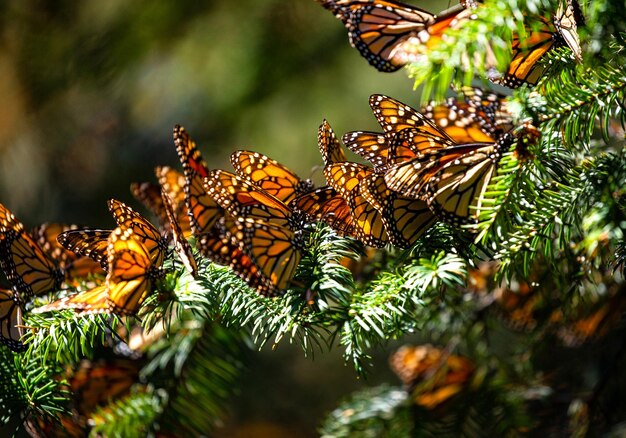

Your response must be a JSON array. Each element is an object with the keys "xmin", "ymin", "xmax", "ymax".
[
  {"xmin": 293, "ymin": 186, "xmax": 355, "ymax": 237},
  {"xmin": 130, "ymin": 166, "xmax": 192, "ymax": 238},
  {"xmin": 203, "ymin": 170, "xmax": 305, "ymax": 295},
  {"xmin": 317, "ymin": 0, "xmax": 467, "ymax": 72},
  {"xmin": 230, "ymin": 151, "xmax": 314, "ymax": 205},
  {"xmin": 0, "ymin": 203, "xmax": 63, "ymax": 299},
  {"xmin": 325, "ymin": 163, "xmax": 389, "ymax": 247},
  {"xmin": 105, "ymin": 226, "xmax": 163, "ymax": 315},
  {"xmin": 30, "ymin": 357, "xmax": 142, "ymax": 437},
  {"xmin": 388, "ymin": 128, "xmax": 515, "ymax": 225},
  {"xmin": 41, "ymin": 226, "xmax": 165, "ymax": 315},
  {"xmin": 318, "ymin": 0, "xmax": 582, "ymax": 87},
  {"xmin": 0, "ymin": 288, "xmax": 25, "ymax": 352},
  {"xmin": 553, "ymin": 292, "xmax": 626, "ymax": 347},
  {"xmin": 361, "ymin": 173, "xmax": 436, "ymax": 248},
  {"xmin": 31, "ymin": 223, "xmax": 105, "ymax": 282},
  {"xmin": 204, "ymin": 169, "xmax": 297, "ymax": 228},
  {"xmin": 491, "ymin": 0, "xmax": 583, "ymax": 87},
  {"xmin": 107, "ymin": 199, "xmax": 168, "ymax": 267},
  {"xmin": 173, "ymin": 125, "xmax": 224, "ymax": 236},
  {"xmin": 343, "ymin": 131, "xmax": 390, "ymax": 172},
  {"xmin": 160, "ymin": 188, "xmax": 197, "ymax": 277},
  {"xmin": 294, "ymin": 121, "xmax": 358, "ymax": 237},
  {"xmin": 371, "ymin": 94, "xmax": 515, "ymax": 225},
  {"xmin": 344, "ymin": 90, "xmax": 508, "ymax": 172},
  {"xmin": 196, "ymin": 218, "xmax": 284, "ymax": 294},
  {"xmin": 389, "ymin": 344, "xmax": 475, "ymax": 409}
]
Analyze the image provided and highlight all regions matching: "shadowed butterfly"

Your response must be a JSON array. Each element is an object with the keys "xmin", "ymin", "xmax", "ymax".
[
  {"xmin": 196, "ymin": 217, "xmax": 278, "ymax": 294},
  {"xmin": 0, "ymin": 288, "xmax": 26, "ymax": 352},
  {"xmin": 293, "ymin": 186, "xmax": 355, "ymax": 237},
  {"xmin": 390, "ymin": 344, "xmax": 475, "ymax": 409},
  {"xmin": 0, "ymin": 202, "xmax": 63, "ymax": 299},
  {"xmin": 31, "ymin": 223, "xmax": 105, "ymax": 283},
  {"xmin": 130, "ymin": 166, "xmax": 192, "ymax": 238}
]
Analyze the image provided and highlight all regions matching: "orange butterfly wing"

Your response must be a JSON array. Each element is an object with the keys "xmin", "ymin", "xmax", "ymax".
[
  {"xmin": 0, "ymin": 203, "xmax": 62, "ymax": 298},
  {"xmin": 230, "ymin": 150, "xmax": 313, "ymax": 205}
]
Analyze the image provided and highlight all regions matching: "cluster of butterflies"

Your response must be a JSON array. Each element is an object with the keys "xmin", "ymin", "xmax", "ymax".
[
  {"xmin": 0, "ymin": 85, "xmax": 525, "ymax": 353},
  {"xmin": 317, "ymin": 0, "xmax": 583, "ymax": 87},
  {"xmin": 296, "ymin": 86, "xmax": 519, "ymax": 249}
]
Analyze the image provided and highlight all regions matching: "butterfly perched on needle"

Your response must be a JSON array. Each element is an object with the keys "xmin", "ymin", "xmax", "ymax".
[
  {"xmin": 324, "ymin": 162, "xmax": 389, "ymax": 247},
  {"xmin": 230, "ymin": 150, "xmax": 314, "ymax": 205},
  {"xmin": 196, "ymin": 217, "xmax": 277, "ymax": 294},
  {"xmin": 104, "ymin": 226, "xmax": 164, "ymax": 314},
  {"xmin": 173, "ymin": 125, "xmax": 225, "ymax": 237},
  {"xmin": 0, "ymin": 202, "xmax": 64, "ymax": 300},
  {"xmin": 202, "ymin": 169, "xmax": 307, "ymax": 296},
  {"xmin": 295, "ymin": 120, "xmax": 357, "ymax": 237},
  {"xmin": 362, "ymin": 94, "xmax": 515, "ymax": 226},
  {"xmin": 57, "ymin": 199, "xmax": 169, "ymax": 272},
  {"xmin": 36, "ymin": 226, "xmax": 164, "ymax": 316},
  {"xmin": 492, "ymin": 0, "xmax": 583, "ymax": 87}
]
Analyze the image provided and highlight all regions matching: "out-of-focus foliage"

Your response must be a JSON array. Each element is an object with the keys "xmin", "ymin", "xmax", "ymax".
[{"xmin": 0, "ymin": 0, "xmax": 427, "ymax": 226}]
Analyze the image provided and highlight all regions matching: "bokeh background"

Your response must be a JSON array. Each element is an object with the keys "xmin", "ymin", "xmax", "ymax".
[{"xmin": 0, "ymin": 1, "xmax": 445, "ymax": 435}]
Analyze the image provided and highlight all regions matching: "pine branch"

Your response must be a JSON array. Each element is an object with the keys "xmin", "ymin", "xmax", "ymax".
[
  {"xmin": 407, "ymin": 0, "xmax": 555, "ymax": 101},
  {"xmin": 318, "ymin": 385, "xmax": 411, "ymax": 438},
  {"xmin": 475, "ymin": 151, "xmax": 521, "ymax": 242},
  {"xmin": 339, "ymin": 252, "xmax": 468, "ymax": 374},
  {"xmin": 495, "ymin": 153, "xmax": 624, "ymax": 277},
  {"xmin": 537, "ymin": 54, "xmax": 626, "ymax": 149},
  {"xmin": 152, "ymin": 322, "xmax": 246, "ymax": 435},
  {"xmin": 23, "ymin": 312, "xmax": 125, "ymax": 364},
  {"xmin": 0, "ymin": 346, "xmax": 69, "ymax": 434},
  {"xmin": 89, "ymin": 389, "xmax": 163, "ymax": 438}
]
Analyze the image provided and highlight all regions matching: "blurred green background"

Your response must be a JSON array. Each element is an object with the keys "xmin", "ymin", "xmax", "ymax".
[{"xmin": 0, "ymin": 0, "xmax": 445, "ymax": 435}]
